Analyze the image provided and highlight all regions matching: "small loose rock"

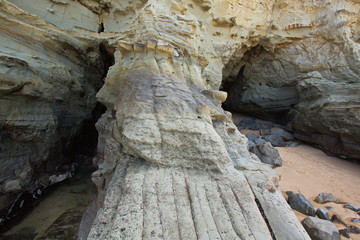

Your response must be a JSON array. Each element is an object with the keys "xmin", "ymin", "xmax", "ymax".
[
  {"xmin": 314, "ymin": 193, "xmax": 338, "ymax": 204},
  {"xmin": 343, "ymin": 204, "xmax": 360, "ymax": 212}
]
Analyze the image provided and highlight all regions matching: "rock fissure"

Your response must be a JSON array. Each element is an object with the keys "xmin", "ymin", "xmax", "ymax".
[{"xmin": 255, "ymin": 197, "xmax": 277, "ymax": 240}]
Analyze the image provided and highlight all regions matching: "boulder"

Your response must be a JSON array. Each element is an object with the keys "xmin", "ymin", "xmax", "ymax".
[
  {"xmin": 314, "ymin": 193, "xmax": 339, "ymax": 204},
  {"xmin": 249, "ymin": 142, "xmax": 282, "ymax": 168},
  {"xmin": 236, "ymin": 117, "xmax": 255, "ymax": 129},
  {"xmin": 264, "ymin": 135, "xmax": 285, "ymax": 147},
  {"xmin": 316, "ymin": 208, "xmax": 330, "ymax": 221},
  {"xmin": 288, "ymin": 194, "xmax": 316, "ymax": 216},
  {"xmin": 302, "ymin": 217, "xmax": 340, "ymax": 240},
  {"xmin": 270, "ymin": 128, "xmax": 295, "ymax": 141},
  {"xmin": 247, "ymin": 140, "xmax": 256, "ymax": 149},
  {"xmin": 245, "ymin": 133, "xmax": 260, "ymax": 142},
  {"xmin": 249, "ymin": 122, "xmax": 273, "ymax": 130},
  {"xmin": 284, "ymin": 141, "xmax": 300, "ymax": 147},
  {"xmin": 254, "ymin": 138, "xmax": 267, "ymax": 145}
]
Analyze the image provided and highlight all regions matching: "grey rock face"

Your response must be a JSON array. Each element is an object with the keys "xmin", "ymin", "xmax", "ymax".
[
  {"xmin": 316, "ymin": 208, "xmax": 330, "ymax": 221},
  {"xmin": 225, "ymin": 36, "xmax": 360, "ymax": 160},
  {"xmin": 0, "ymin": 2, "xmax": 105, "ymax": 217},
  {"xmin": 302, "ymin": 217, "xmax": 340, "ymax": 240},
  {"xmin": 236, "ymin": 117, "xmax": 255, "ymax": 129},
  {"xmin": 250, "ymin": 142, "xmax": 282, "ymax": 168},
  {"xmin": 314, "ymin": 193, "xmax": 339, "ymax": 204},
  {"xmin": 288, "ymin": 193, "xmax": 316, "ymax": 216}
]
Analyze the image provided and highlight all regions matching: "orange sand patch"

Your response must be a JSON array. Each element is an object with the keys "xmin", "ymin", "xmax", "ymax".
[{"xmin": 276, "ymin": 145, "xmax": 360, "ymax": 239}]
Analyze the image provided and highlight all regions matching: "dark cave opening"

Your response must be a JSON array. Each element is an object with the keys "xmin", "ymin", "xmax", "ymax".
[
  {"xmin": 69, "ymin": 102, "xmax": 107, "ymax": 157},
  {"xmin": 0, "ymin": 42, "xmax": 115, "ymax": 236},
  {"xmin": 220, "ymin": 47, "xmax": 297, "ymax": 127}
]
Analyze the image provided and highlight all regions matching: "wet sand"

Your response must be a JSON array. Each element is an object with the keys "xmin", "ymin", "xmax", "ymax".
[{"xmin": 2, "ymin": 161, "xmax": 96, "ymax": 240}]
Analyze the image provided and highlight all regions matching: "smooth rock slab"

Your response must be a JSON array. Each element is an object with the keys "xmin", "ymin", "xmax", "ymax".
[{"xmin": 302, "ymin": 217, "xmax": 340, "ymax": 240}]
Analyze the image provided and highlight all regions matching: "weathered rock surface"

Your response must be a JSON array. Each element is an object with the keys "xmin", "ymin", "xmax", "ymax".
[
  {"xmin": 1, "ymin": 0, "xmax": 359, "ymax": 238},
  {"xmin": 0, "ymin": 1, "xmax": 106, "ymax": 221},
  {"xmin": 302, "ymin": 216, "xmax": 341, "ymax": 240},
  {"xmin": 84, "ymin": 37, "xmax": 309, "ymax": 239},
  {"xmin": 224, "ymin": 1, "xmax": 360, "ymax": 160}
]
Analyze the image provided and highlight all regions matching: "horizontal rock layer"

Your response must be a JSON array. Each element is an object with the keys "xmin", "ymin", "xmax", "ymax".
[
  {"xmin": 0, "ymin": 0, "xmax": 105, "ymax": 221},
  {"xmin": 1, "ymin": 0, "xmax": 359, "ymax": 238},
  {"xmin": 224, "ymin": 1, "xmax": 360, "ymax": 159}
]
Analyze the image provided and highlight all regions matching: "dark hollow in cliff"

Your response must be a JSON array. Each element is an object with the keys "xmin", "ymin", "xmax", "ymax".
[{"xmin": 0, "ymin": 41, "xmax": 115, "ymax": 234}]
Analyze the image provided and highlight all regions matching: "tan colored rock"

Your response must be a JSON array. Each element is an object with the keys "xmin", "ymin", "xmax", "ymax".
[
  {"xmin": 0, "ymin": 0, "xmax": 105, "ymax": 217},
  {"xmin": 1, "ymin": 0, "xmax": 358, "ymax": 238}
]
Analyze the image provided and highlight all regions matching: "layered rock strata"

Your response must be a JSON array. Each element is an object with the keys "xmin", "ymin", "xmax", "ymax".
[
  {"xmin": 0, "ymin": 0, "xmax": 105, "ymax": 222},
  {"xmin": 85, "ymin": 39, "xmax": 309, "ymax": 239},
  {"xmin": 224, "ymin": 0, "xmax": 360, "ymax": 159},
  {"xmin": 0, "ymin": 0, "xmax": 359, "ymax": 239}
]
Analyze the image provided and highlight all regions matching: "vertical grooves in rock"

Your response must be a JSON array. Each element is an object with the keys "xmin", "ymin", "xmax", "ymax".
[
  {"xmin": 170, "ymin": 171, "xmax": 182, "ymax": 240},
  {"xmin": 141, "ymin": 166, "xmax": 146, "ymax": 240},
  {"xmin": 143, "ymin": 165, "xmax": 163, "ymax": 240},
  {"xmin": 254, "ymin": 197, "xmax": 277, "ymax": 240},
  {"xmin": 201, "ymin": 178, "xmax": 223, "ymax": 240},
  {"xmin": 184, "ymin": 176, "xmax": 199, "ymax": 240},
  {"xmin": 231, "ymin": 188, "xmax": 257, "ymax": 239},
  {"xmin": 195, "ymin": 179, "xmax": 222, "ymax": 239},
  {"xmin": 216, "ymin": 181, "xmax": 246, "ymax": 240},
  {"xmin": 204, "ymin": 176, "xmax": 239, "ymax": 239}
]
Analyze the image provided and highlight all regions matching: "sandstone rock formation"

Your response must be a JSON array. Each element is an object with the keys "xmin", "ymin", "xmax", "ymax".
[
  {"xmin": 0, "ymin": 0, "xmax": 359, "ymax": 239},
  {"xmin": 224, "ymin": 0, "xmax": 360, "ymax": 160},
  {"xmin": 0, "ymin": 0, "xmax": 109, "ymax": 222}
]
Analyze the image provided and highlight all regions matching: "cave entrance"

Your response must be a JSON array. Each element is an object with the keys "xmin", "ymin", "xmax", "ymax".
[
  {"xmin": 220, "ymin": 46, "xmax": 299, "ymax": 127},
  {"xmin": 0, "ymin": 42, "xmax": 114, "ymax": 236}
]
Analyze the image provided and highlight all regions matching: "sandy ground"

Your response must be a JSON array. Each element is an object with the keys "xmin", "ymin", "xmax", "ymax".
[
  {"xmin": 276, "ymin": 145, "xmax": 360, "ymax": 239},
  {"xmin": 232, "ymin": 112, "xmax": 360, "ymax": 238}
]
